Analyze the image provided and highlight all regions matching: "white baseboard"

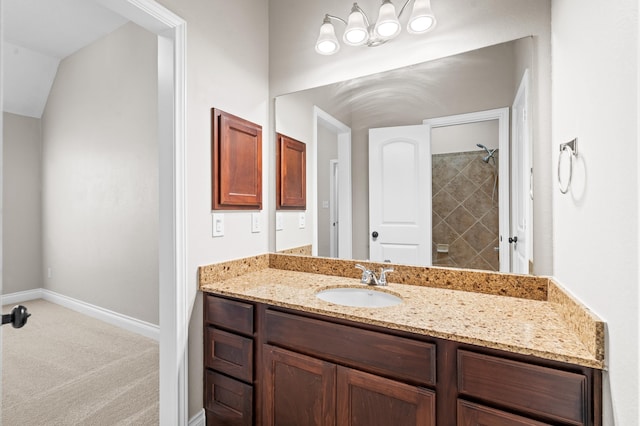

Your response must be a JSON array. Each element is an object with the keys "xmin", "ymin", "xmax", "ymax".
[
  {"xmin": 2, "ymin": 288, "xmax": 45, "ymax": 305},
  {"xmin": 189, "ymin": 409, "xmax": 205, "ymax": 426},
  {"xmin": 2, "ymin": 288, "xmax": 159, "ymax": 341}
]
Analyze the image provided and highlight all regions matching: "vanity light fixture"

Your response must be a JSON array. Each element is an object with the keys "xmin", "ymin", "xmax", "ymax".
[{"xmin": 315, "ymin": 0, "xmax": 437, "ymax": 55}]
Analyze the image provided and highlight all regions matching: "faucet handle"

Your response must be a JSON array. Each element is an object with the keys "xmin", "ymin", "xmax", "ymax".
[
  {"xmin": 378, "ymin": 267, "xmax": 394, "ymax": 286},
  {"xmin": 354, "ymin": 264, "xmax": 372, "ymax": 284}
]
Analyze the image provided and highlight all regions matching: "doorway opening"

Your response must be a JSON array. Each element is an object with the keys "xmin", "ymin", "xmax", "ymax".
[{"xmin": 424, "ymin": 108, "xmax": 511, "ymax": 272}]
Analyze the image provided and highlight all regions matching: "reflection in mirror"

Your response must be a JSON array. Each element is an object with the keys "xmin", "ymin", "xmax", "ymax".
[{"xmin": 275, "ymin": 37, "xmax": 534, "ymax": 274}]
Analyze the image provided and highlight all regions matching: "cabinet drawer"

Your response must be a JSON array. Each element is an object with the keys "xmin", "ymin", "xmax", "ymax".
[
  {"xmin": 205, "ymin": 370, "xmax": 253, "ymax": 426},
  {"xmin": 457, "ymin": 350, "xmax": 587, "ymax": 425},
  {"xmin": 205, "ymin": 294, "xmax": 254, "ymax": 335},
  {"xmin": 457, "ymin": 400, "xmax": 551, "ymax": 426},
  {"xmin": 265, "ymin": 309, "xmax": 435, "ymax": 386},
  {"xmin": 205, "ymin": 327, "xmax": 253, "ymax": 383}
]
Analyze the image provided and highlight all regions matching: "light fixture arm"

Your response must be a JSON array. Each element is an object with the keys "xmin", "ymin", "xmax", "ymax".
[
  {"xmin": 324, "ymin": 13, "xmax": 347, "ymax": 26},
  {"xmin": 351, "ymin": 3, "xmax": 371, "ymax": 28},
  {"xmin": 396, "ymin": 0, "xmax": 414, "ymax": 19}
]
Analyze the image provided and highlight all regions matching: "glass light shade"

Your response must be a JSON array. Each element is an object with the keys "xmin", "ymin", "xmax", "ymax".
[
  {"xmin": 374, "ymin": 1, "xmax": 400, "ymax": 39},
  {"xmin": 315, "ymin": 20, "xmax": 340, "ymax": 55},
  {"xmin": 407, "ymin": 0, "xmax": 436, "ymax": 34},
  {"xmin": 343, "ymin": 9, "xmax": 368, "ymax": 46}
]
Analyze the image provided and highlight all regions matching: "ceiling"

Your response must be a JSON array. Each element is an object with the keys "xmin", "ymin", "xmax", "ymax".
[{"xmin": 2, "ymin": 0, "xmax": 128, "ymax": 118}]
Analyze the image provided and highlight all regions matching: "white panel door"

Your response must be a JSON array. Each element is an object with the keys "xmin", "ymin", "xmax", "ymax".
[
  {"xmin": 511, "ymin": 71, "xmax": 531, "ymax": 274},
  {"xmin": 369, "ymin": 125, "xmax": 431, "ymax": 266}
]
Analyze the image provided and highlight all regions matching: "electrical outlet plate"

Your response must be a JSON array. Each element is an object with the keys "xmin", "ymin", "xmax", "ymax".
[
  {"xmin": 251, "ymin": 212, "xmax": 261, "ymax": 233},
  {"xmin": 212, "ymin": 213, "xmax": 224, "ymax": 237},
  {"xmin": 276, "ymin": 212, "xmax": 284, "ymax": 231},
  {"xmin": 299, "ymin": 212, "xmax": 306, "ymax": 229}
]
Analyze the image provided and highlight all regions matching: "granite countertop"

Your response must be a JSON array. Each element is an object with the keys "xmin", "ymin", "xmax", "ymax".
[{"xmin": 199, "ymin": 254, "xmax": 605, "ymax": 370}]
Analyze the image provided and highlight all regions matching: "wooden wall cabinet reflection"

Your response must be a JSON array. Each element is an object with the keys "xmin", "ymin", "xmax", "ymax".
[
  {"xmin": 276, "ymin": 133, "xmax": 306, "ymax": 210},
  {"xmin": 211, "ymin": 108, "xmax": 262, "ymax": 210}
]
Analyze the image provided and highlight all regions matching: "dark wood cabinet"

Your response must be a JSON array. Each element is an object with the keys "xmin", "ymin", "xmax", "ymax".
[
  {"xmin": 203, "ymin": 293, "xmax": 602, "ymax": 426},
  {"xmin": 457, "ymin": 350, "xmax": 588, "ymax": 425},
  {"xmin": 276, "ymin": 133, "xmax": 306, "ymax": 210},
  {"xmin": 262, "ymin": 344, "xmax": 434, "ymax": 426},
  {"xmin": 211, "ymin": 108, "xmax": 262, "ymax": 210},
  {"xmin": 457, "ymin": 400, "xmax": 551, "ymax": 426},
  {"xmin": 204, "ymin": 370, "xmax": 253, "ymax": 426},
  {"xmin": 337, "ymin": 366, "xmax": 435, "ymax": 426},
  {"xmin": 203, "ymin": 295, "xmax": 255, "ymax": 425},
  {"xmin": 263, "ymin": 345, "xmax": 336, "ymax": 426}
]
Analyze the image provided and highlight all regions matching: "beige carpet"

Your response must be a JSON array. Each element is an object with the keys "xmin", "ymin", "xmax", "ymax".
[{"xmin": 2, "ymin": 299, "xmax": 159, "ymax": 425}]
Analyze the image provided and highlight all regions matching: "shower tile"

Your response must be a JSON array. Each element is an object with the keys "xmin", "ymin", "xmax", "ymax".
[
  {"xmin": 480, "ymin": 206, "xmax": 499, "ymax": 231},
  {"xmin": 479, "ymin": 173, "xmax": 499, "ymax": 199},
  {"xmin": 462, "ymin": 221, "xmax": 495, "ymax": 253},
  {"xmin": 444, "ymin": 173, "xmax": 477, "ymax": 203},
  {"xmin": 463, "ymin": 190, "xmax": 494, "ymax": 219},
  {"xmin": 433, "ymin": 220, "xmax": 459, "ymax": 246},
  {"xmin": 432, "ymin": 210, "xmax": 443, "ymax": 229},
  {"xmin": 463, "ymin": 157, "xmax": 497, "ymax": 183},
  {"xmin": 467, "ymin": 254, "xmax": 494, "ymax": 271},
  {"xmin": 449, "ymin": 237, "xmax": 476, "ymax": 266},
  {"xmin": 433, "ymin": 190, "xmax": 459, "ymax": 219},
  {"xmin": 446, "ymin": 205, "xmax": 476, "ymax": 236},
  {"xmin": 480, "ymin": 240, "xmax": 500, "ymax": 271},
  {"xmin": 446, "ymin": 152, "xmax": 476, "ymax": 172},
  {"xmin": 432, "ymin": 160, "xmax": 458, "ymax": 190}
]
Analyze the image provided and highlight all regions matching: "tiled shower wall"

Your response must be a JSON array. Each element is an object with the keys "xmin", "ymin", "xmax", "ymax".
[{"xmin": 432, "ymin": 150, "xmax": 499, "ymax": 271}]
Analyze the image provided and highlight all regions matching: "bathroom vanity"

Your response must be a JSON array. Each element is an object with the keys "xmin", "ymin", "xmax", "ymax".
[{"xmin": 200, "ymin": 254, "xmax": 604, "ymax": 426}]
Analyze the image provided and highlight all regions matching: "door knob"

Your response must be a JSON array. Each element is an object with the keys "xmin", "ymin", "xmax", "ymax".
[
  {"xmin": 508, "ymin": 236, "xmax": 518, "ymax": 244},
  {"xmin": 2, "ymin": 305, "xmax": 31, "ymax": 329},
  {"xmin": 371, "ymin": 231, "xmax": 379, "ymax": 239}
]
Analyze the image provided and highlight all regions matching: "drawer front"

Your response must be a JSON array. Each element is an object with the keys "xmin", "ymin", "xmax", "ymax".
[
  {"xmin": 457, "ymin": 350, "xmax": 587, "ymax": 425},
  {"xmin": 265, "ymin": 309, "xmax": 435, "ymax": 386},
  {"xmin": 205, "ymin": 294, "xmax": 254, "ymax": 335},
  {"xmin": 205, "ymin": 327, "xmax": 253, "ymax": 383},
  {"xmin": 457, "ymin": 400, "xmax": 551, "ymax": 426},
  {"xmin": 205, "ymin": 370, "xmax": 253, "ymax": 426}
]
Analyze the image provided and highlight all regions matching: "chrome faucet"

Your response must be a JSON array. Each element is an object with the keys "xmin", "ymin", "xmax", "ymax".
[{"xmin": 355, "ymin": 264, "xmax": 394, "ymax": 286}]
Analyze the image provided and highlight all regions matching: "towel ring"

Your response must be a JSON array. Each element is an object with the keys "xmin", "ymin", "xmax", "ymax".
[{"xmin": 558, "ymin": 139, "xmax": 577, "ymax": 194}]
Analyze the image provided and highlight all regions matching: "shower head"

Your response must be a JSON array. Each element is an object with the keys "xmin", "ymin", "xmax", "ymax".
[{"xmin": 476, "ymin": 143, "xmax": 497, "ymax": 163}]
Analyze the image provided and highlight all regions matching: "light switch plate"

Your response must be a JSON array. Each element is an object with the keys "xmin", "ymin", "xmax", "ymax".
[
  {"xmin": 276, "ymin": 212, "xmax": 284, "ymax": 231},
  {"xmin": 212, "ymin": 213, "xmax": 224, "ymax": 237},
  {"xmin": 299, "ymin": 212, "xmax": 306, "ymax": 229},
  {"xmin": 251, "ymin": 212, "xmax": 261, "ymax": 233}
]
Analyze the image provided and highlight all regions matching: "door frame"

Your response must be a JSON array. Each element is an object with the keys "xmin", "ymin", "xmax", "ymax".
[
  {"xmin": 329, "ymin": 159, "xmax": 339, "ymax": 257},
  {"xmin": 77, "ymin": 1, "xmax": 189, "ymax": 423},
  {"xmin": 313, "ymin": 107, "xmax": 352, "ymax": 259},
  {"xmin": 424, "ymin": 108, "xmax": 510, "ymax": 272},
  {"xmin": 511, "ymin": 69, "xmax": 532, "ymax": 274},
  {"xmin": 0, "ymin": 1, "xmax": 186, "ymax": 423}
]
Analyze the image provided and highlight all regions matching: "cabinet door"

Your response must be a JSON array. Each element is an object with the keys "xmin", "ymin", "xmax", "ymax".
[
  {"xmin": 211, "ymin": 108, "xmax": 262, "ymax": 210},
  {"xmin": 337, "ymin": 366, "xmax": 435, "ymax": 426},
  {"xmin": 205, "ymin": 370, "xmax": 253, "ymax": 426},
  {"xmin": 457, "ymin": 400, "xmax": 551, "ymax": 426},
  {"xmin": 263, "ymin": 345, "xmax": 336, "ymax": 426}
]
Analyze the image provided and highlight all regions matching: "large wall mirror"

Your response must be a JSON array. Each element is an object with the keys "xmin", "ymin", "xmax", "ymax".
[{"xmin": 275, "ymin": 37, "xmax": 537, "ymax": 275}]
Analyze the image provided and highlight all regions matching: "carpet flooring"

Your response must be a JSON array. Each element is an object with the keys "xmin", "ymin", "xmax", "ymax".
[{"xmin": 2, "ymin": 299, "xmax": 159, "ymax": 425}]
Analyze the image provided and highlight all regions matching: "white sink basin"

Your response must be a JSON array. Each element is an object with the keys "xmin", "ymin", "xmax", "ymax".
[{"xmin": 316, "ymin": 287, "xmax": 403, "ymax": 308}]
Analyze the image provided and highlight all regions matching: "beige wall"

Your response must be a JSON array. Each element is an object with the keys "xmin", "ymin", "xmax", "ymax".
[
  {"xmin": 552, "ymin": 0, "xmax": 639, "ymax": 424},
  {"xmin": 155, "ymin": 0, "xmax": 270, "ymax": 417},
  {"xmin": 41, "ymin": 22, "xmax": 159, "ymax": 324},
  {"xmin": 2, "ymin": 112, "xmax": 43, "ymax": 294},
  {"xmin": 316, "ymin": 124, "xmax": 338, "ymax": 257}
]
